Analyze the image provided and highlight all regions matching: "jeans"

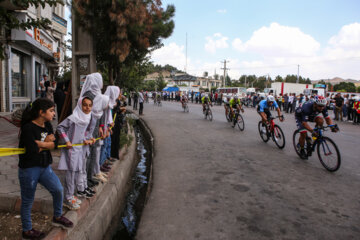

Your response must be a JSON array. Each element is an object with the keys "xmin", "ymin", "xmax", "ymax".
[
  {"xmin": 100, "ymin": 136, "xmax": 111, "ymax": 166},
  {"xmin": 18, "ymin": 166, "xmax": 63, "ymax": 231},
  {"xmin": 139, "ymin": 102, "xmax": 144, "ymax": 115}
]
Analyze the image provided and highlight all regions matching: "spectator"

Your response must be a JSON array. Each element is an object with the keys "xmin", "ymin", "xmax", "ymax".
[
  {"xmin": 39, "ymin": 74, "xmax": 47, "ymax": 98},
  {"xmin": 54, "ymin": 82, "xmax": 66, "ymax": 122},
  {"xmin": 19, "ymin": 98, "xmax": 73, "ymax": 239},
  {"xmin": 283, "ymin": 93, "xmax": 289, "ymax": 112},
  {"xmin": 139, "ymin": 90, "xmax": 144, "ymax": 115},
  {"xmin": 348, "ymin": 94, "xmax": 355, "ymax": 122},
  {"xmin": 133, "ymin": 92, "xmax": 138, "ymax": 110},
  {"xmin": 343, "ymin": 94, "xmax": 349, "ymax": 120},
  {"xmin": 334, "ymin": 93, "xmax": 344, "ymax": 121}
]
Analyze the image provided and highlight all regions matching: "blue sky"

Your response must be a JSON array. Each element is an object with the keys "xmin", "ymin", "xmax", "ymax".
[{"xmin": 150, "ymin": 0, "xmax": 360, "ymax": 80}]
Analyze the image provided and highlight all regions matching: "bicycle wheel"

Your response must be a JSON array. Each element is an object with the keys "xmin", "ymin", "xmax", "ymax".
[
  {"xmin": 225, "ymin": 110, "xmax": 230, "ymax": 122},
  {"xmin": 208, "ymin": 109, "xmax": 213, "ymax": 121},
  {"xmin": 317, "ymin": 137, "xmax": 341, "ymax": 172},
  {"xmin": 292, "ymin": 130, "xmax": 309, "ymax": 159},
  {"xmin": 258, "ymin": 121, "xmax": 269, "ymax": 142},
  {"xmin": 272, "ymin": 125, "xmax": 285, "ymax": 149},
  {"xmin": 236, "ymin": 114, "xmax": 245, "ymax": 131}
]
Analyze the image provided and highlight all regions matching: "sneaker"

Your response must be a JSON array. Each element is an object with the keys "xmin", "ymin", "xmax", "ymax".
[
  {"xmin": 89, "ymin": 178, "xmax": 100, "ymax": 185},
  {"xmin": 77, "ymin": 190, "xmax": 94, "ymax": 198},
  {"xmin": 94, "ymin": 173, "xmax": 108, "ymax": 183},
  {"xmin": 63, "ymin": 198, "xmax": 80, "ymax": 210},
  {"xmin": 73, "ymin": 196, "xmax": 82, "ymax": 205},
  {"xmin": 103, "ymin": 164, "xmax": 111, "ymax": 169},
  {"xmin": 22, "ymin": 228, "xmax": 45, "ymax": 239},
  {"xmin": 100, "ymin": 166, "xmax": 110, "ymax": 172},
  {"xmin": 52, "ymin": 215, "xmax": 74, "ymax": 229},
  {"xmin": 85, "ymin": 187, "xmax": 96, "ymax": 194}
]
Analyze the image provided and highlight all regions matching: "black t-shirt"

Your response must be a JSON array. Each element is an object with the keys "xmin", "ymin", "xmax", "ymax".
[
  {"xmin": 18, "ymin": 121, "xmax": 55, "ymax": 168},
  {"xmin": 334, "ymin": 96, "xmax": 344, "ymax": 107}
]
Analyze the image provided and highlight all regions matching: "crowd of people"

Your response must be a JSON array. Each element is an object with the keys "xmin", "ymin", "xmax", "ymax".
[{"xmin": 18, "ymin": 72, "xmax": 127, "ymax": 239}]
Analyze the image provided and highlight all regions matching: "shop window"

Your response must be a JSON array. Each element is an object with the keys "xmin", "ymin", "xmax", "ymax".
[{"xmin": 11, "ymin": 51, "xmax": 28, "ymax": 97}]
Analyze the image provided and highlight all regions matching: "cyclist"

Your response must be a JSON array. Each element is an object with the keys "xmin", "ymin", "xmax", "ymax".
[
  {"xmin": 202, "ymin": 94, "xmax": 212, "ymax": 113},
  {"xmin": 224, "ymin": 95, "xmax": 231, "ymax": 121},
  {"xmin": 257, "ymin": 95, "xmax": 284, "ymax": 127},
  {"xmin": 180, "ymin": 93, "xmax": 188, "ymax": 108},
  {"xmin": 295, "ymin": 95, "xmax": 338, "ymax": 158},
  {"xmin": 156, "ymin": 92, "xmax": 161, "ymax": 104},
  {"xmin": 229, "ymin": 95, "xmax": 245, "ymax": 127}
]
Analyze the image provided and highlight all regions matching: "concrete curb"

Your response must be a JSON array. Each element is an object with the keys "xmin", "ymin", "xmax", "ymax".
[{"xmin": 43, "ymin": 126, "xmax": 137, "ymax": 240}]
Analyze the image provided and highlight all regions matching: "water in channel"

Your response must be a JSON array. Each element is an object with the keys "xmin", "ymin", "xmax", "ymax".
[{"xmin": 112, "ymin": 125, "xmax": 151, "ymax": 239}]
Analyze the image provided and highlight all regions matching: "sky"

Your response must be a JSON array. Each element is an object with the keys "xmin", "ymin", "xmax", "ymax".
[{"xmin": 149, "ymin": 0, "xmax": 360, "ymax": 80}]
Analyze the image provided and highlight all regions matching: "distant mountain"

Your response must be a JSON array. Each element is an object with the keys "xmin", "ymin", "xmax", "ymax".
[{"xmin": 312, "ymin": 77, "xmax": 359, "ymax": 84}]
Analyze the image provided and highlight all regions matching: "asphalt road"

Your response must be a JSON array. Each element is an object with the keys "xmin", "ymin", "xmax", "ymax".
[{"xmin": 136, "ymin": 101, "xmax": 360, "ymax": 240}]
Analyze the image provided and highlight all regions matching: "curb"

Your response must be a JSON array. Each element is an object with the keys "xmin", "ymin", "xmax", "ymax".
[{"xmin": 43, "ymin": 128, "xmax": 137, "ymax": 240}]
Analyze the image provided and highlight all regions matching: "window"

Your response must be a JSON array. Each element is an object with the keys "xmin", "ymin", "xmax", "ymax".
[
  {"xmin": 11, "ymin": 51, "xmax": 27, "ymax": 97},
  {"xmin": 202, "ymin": 81, "xmax": 206, "ymax": 86}
]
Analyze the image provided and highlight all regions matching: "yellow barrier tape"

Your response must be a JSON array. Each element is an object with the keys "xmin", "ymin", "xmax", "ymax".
[{"xmin": 0, "ymin": 113, "xmax": 119, "ymax": 157}]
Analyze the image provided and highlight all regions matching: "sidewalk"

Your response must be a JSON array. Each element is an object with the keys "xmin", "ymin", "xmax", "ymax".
[{"xmin": 0, "ymin": 117, "xmax": 65, "ymax": 213}]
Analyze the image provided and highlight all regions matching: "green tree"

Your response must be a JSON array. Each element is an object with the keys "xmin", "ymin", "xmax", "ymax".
[
  {"xmin": 357, "ymin": 86, "xmax": 360, "ymax": 93},
  {"xmin": 203, "ymin": 71, "xmax": 208, "ymax": 77},
  {"xmin": 275, "ymin": 75, "xmax": 284, "ymax": 82},
  {"xmin": 333, "ymin": 82, "xmax": 356, "ymax": 92},
  {"xmin": 214, "ymin": 74, "xmax": 219, "ymax": 80},
  {"xmin": 155, "ymin": 75, "xmax": 167, "ymax": 91},
  {"xmin": 0, "ymin": 0, "xmax": 62, "ymax": 59},
  {"xmin": 74, "ymin": 0, "xmax": 175, "ymax": 85},
  {"xmin": 143, "ymin": 80, "xmax": 156, "ymax": 91}
]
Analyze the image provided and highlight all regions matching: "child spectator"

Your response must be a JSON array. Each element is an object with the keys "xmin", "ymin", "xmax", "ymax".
[
  {"xmin": 57, "ymin": 93, "xmax": 96, "ymax": 210},
  {"xmin": 19, "ymin": 98, "xmax": 73, "ymax": 239}
]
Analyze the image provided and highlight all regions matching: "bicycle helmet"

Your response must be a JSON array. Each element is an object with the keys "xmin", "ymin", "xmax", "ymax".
[
  {"xmin": 234, "ymin": 95, "xmax": 238, "ymax": 99},
  {"xmin": 267, "ymin": 95, "xmax": 275, "ymax": 102},
  {"xmin": 314, "ymin": 95, "xmax": 327, "ymax": 106}
]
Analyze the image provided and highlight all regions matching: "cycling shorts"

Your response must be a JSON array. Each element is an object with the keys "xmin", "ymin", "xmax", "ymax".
[{"xmin": 257, "ymin": 105, "xmax": 271, "ymax": 119}]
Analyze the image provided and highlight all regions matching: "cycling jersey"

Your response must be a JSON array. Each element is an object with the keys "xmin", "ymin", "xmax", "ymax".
[
  {"xmin": 295, "ymin": 101, "xmax": 329, "ymax": 123},
  {"xmin": 201, "ymin": 96, "xmax": 210, "ymax": 104},
  {"xmin": 295, "ymin": 101, "xmax": 330, "ymax": 132},
  {"xmin": 229, "ymin": 99, "xmax": 241, "ymax": 108},
  {"xmin": 258, "ymin": 99, "xmax": 279, "ymax": 112}
]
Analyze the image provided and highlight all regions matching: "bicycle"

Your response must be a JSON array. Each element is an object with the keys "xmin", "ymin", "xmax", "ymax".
[
  {"xmin": 232, "ymin": 109, "xmax": 245, "ymax": 131},
  {"xmin": 258, "ymin": 116, "xmax": 285, "ymax": 149},
  {"xmin": 203, "ymin": 104, "xmax": 213, "ymax": 121},
  {"xmin": 293, "ymin": 125, "xmax": 341, "ymax": 172},
  {"xmin": 182, "ymin": 102, "xmax": 189, "ymax": 112},
  {"xmin": 155, "ymin": 98, "xmax": 162, "ymax": 107},
  {"xmin": 225, "ymin": 105, "xmax": 231, "ymax": 122}
]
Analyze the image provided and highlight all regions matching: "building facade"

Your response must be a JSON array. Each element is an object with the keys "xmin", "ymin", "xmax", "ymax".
[{"xmin": 0, "ymin": 1, "xmax": 67, "ymax": 112}]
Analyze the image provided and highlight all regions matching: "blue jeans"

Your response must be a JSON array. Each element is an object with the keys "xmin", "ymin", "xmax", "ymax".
[
  {"xmin": 18, "ymin": 166, "xmax": 63, "ymax": 231},
  {"xmin": 100, "ymin": 136, "xmax": 111, "ymax": 166}
]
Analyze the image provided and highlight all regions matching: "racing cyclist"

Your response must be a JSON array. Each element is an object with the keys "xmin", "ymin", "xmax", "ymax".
[
  {"xmin": 257, "ymin": 95, "xmax": 284, "ymax": 129},
  {"xmin": 229, "ymin": 96, "xmax": 245, "ymax": 127},
  {"xmin": 180, "ymin": 93, "xmax": 188, "ymax": 109},
  {"xmin": 295, "ymin": 95, "xmax": 338, "ymax": 158},
  {"xmin": 224, "ymin": 95, "xmax": 231, "ymax": 121},
  {"xmin": 202, "ymin": 95, "xmax": 212, "ymax": 113}
]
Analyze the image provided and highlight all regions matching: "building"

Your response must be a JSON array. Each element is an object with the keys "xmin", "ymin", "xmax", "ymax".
[
  {"xmin": 0, "ymin": 1, "xmax": 67, "ymax": 112},
  {"xmin": 197, "ymin": 77, "xmax": 222, "ymax": 89},
  {"xmin": 144, "ymin": 71, "xmax": 172, "ymax": 83}
]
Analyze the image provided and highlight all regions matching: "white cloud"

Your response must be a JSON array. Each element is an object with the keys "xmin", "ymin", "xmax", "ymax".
[
  {"xmin": 204, "ymin": 33, "xmax": 229, "ymax": 53},
  {"xmin": 150, "ymin": 42, "xmax": 187, "ymax": 71},
  {"xmin": 217, "ymin": 9, "xmax": 227, "ymax": 14},
  {"xmin": 328, "ymin": 22, "xmax": 360, "ymax": 49},
  {"xmin": 233, "ymin": 22, "xmax": 320, "ymax": 57}
]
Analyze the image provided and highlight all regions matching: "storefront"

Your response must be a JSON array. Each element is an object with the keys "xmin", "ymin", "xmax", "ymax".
[{"xmin": 3, "ymin": 20, "xmax": 57, "ymax": 111}]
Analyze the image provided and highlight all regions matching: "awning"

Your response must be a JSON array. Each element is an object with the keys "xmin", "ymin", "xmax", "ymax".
[{"xmin": 163, "ymin": 87, "xmax": 179, "ymax": 92}]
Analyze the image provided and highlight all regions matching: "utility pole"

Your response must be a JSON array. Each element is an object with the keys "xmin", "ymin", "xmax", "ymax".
[
  {"xmin": 245, "ymin": 75, "xmax": 247, "ymax": 88},
  {"xmin": 221, "ymin": 59, "xmax": 229, "ymax": 87},
  {"xmin": 296, "ymin": 64, "xmax": 300, "ymax": 84},
  {"xmin": 185, "ymin": 33, "xmax": 188, "ymax": 73}
]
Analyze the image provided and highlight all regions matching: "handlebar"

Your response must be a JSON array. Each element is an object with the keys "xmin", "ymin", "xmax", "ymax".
[
  {"xmin": 269, "ymin": 115, "xmax": 284, "ymax": 120},
  {"xmin": 314, "ymin": 124, "xmax": 339, "ymax": 132}
]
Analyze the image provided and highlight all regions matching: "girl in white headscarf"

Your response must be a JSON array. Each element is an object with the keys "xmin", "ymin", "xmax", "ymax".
[
  {"xmin": 57, "ymin": 95, "xmax": 95, "ymax": 210},
  {"xmin": 99, "ymin": 86, "xmax": 120, "ymax": 171}
]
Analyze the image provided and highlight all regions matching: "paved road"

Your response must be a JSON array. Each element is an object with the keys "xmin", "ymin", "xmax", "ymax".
[{"xmin": 136, "ymin": 101, "xmax": 360, "ymax": 240}]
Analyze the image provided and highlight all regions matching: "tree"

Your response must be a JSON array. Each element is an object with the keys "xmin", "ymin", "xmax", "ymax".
[
  {"xmin": 214, "ymin": 74, "xmax": 219, "ymax": 80},
  {"xmin": 357, "ymin": 86, "xmax": 360, "ymax": 93},
  {"xmin": 0, "ymin": 0, "xmax": 62, "ymax": 59},
  {"xmin": 275, "ymin": 75, "xmax": 284, "ymax": 82},
  {"xmin": 74, "ymin": 0, "xmax": 175, "ymax": 86},
  {"xmin": 203, "ymin": 71, "xmax": 208, "ymax": 77},
  {"xmin": 333, "ymin": 82, "xmax": 356, "ymax": 92},
  {"xmin": 155, "ymin": 74, "xmax": 167, "ymax": 91}
]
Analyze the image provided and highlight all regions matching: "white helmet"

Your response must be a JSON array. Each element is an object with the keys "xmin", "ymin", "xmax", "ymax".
[
  {"xmin": 314, "ymin": 95, "xmax": 327, "ymax": 106},
  {"xmin": 267, "ymin": 95, "xmax": 275, "ymax": 102},
  {"xmin": 234, "ymin": 95, "xmax": 238, "ymax": 99}
]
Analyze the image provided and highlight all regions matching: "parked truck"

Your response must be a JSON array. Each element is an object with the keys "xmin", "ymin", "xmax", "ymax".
[{"xmin": 264, "ymin": 82, "xmax": 311, "ymax": 96}]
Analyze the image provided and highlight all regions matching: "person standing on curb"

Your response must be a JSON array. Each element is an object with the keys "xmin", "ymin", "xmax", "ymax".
[
  {"xmin": 19, "ymin": 98, "xmax": 73, "ymax": 239},
  {"xmin": 139, "ymin": 90, "xmax": 144, "ymax": 115}
]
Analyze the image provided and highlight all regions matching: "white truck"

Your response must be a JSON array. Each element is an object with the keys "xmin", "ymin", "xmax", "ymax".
[{"xmin": 265, "ymin": 82, "xmax": 311, "ymax": 96}]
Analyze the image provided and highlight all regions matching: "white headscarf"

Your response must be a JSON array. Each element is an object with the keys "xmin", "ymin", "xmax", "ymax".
[
  {"xmin": 80, "ymin": 72, "xmax": 103, "ymax": 97},
  {"xmin": 104, "ymin": 86, "xmax": 120, "ymax": 109},
  {"xmin": 68, "ymin": 97, "xmax": 92, "ymax": 127},
  {"xmin": 80, "ymin": 72, "xmax": 109, "ymax": 119}
]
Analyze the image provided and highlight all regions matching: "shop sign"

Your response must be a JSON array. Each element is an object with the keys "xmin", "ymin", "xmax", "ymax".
[{"xmin": 34, "ymin": 28, "xmax": 53, "ymax": 51}]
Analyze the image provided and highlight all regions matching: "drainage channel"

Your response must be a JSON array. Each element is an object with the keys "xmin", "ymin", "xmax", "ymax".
[{"xmin": 111, "ymin": 123, "xmax": 152, "ymax": 239}]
